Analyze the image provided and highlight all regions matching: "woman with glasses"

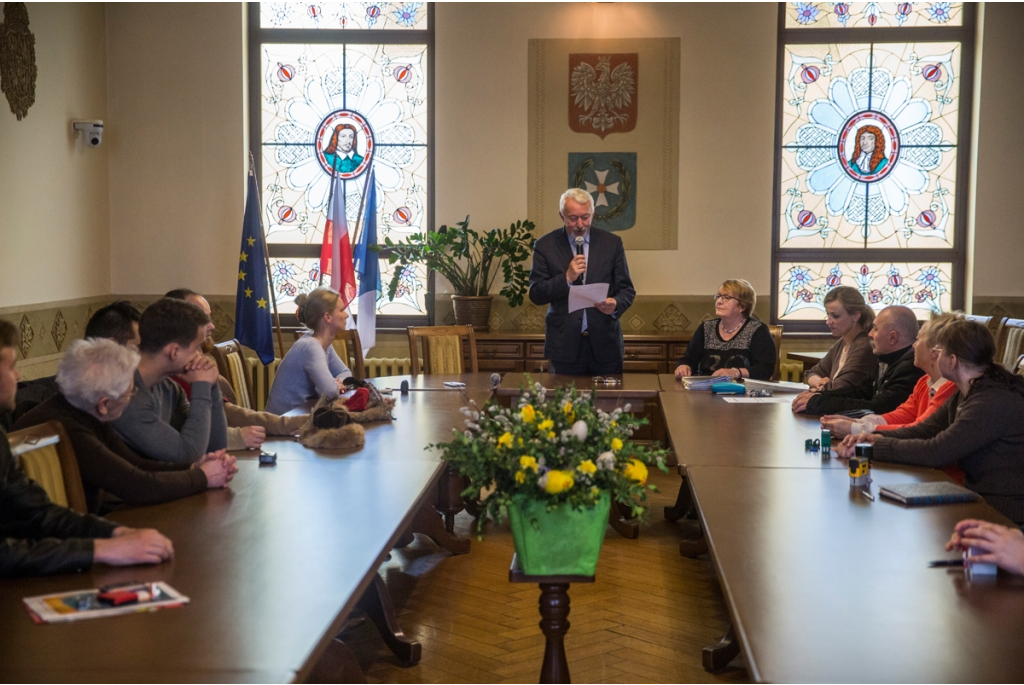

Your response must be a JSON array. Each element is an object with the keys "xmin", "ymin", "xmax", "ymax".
[
  {"xmin": 673, "ymin": 279, "xmax": 776, "ymax": 380},
  {"xmin": 848, "ymin": 319, "xmax": 1024, "ymax": 526},
  {"xmin": 803, "ymin": 286, "xmax": 877, "ymax": 393}
]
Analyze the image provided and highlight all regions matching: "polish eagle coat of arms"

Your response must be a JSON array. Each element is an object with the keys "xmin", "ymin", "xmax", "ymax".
[{"xmin": 568, "ymin": 53, "xmax": 638, "ymax": 138}]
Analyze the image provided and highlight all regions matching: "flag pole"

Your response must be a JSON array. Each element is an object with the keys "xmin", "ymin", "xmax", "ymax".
[
  {"xmin": 248, "ymin": 152, "xmax": 285, "ymax": 360},
  {"xmin": 349, "ymin": 163, "xmax": 374, "ymax": 252}
]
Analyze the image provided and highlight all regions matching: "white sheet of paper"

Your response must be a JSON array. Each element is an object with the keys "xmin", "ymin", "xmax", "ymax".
[
  {"xmin": 720, "ymin": 396, "xmax": 794, "ymax": 404},
  {"xmin": 568, "ymin": 283, "xmax": 610, "ymax": 313}
]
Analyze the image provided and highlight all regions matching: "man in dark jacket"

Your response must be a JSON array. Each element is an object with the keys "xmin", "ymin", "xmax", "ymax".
[
  {"xmin": 0, "ymin": 319, "xmax": 174, "ymax": 577},
  {"xmin": 796, "ymin": 305, "xmax": 924, "ymax": 415},
  {"xmin": 528, "ymin": 188, "xmax": 635, "ymax": 375}
]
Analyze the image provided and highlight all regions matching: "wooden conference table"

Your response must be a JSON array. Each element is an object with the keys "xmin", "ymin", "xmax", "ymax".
[
  {"xmin": 2, "ymin": 372, "xmax": 1023, "ymax": 683},
  {"xmin": 0, "ymin": 375, "xmax": 489, "ymax": 683}
]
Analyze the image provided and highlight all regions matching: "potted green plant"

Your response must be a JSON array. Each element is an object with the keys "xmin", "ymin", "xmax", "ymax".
[
  {"xmin": 370, "ymin": 216, "xmax": 535, "ymax": 331},
  {"xmin": 433, "ymin": 380, "xmax": 669, "ymax": 575}
]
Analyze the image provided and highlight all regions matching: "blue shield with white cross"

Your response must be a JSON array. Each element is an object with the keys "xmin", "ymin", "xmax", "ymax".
[{"xmin": 568, "ymin": 152, "xmax": 637, "ymax": 232}]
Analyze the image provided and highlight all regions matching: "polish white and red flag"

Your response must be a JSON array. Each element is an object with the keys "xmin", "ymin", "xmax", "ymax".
[{"xmin": 319, "ymin": 173, "xmax": 357, "ymax": 307}]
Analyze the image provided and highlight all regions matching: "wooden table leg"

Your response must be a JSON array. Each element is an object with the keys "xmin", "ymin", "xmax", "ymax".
[
  {"xmin": 702, "ymin": 624, "xmax": 740, "ymax": 672},
  {"xmin": 538, "ymin": 582, "xmax": 572, "ymax": 684},
  {"xmin": 679, "ymin": 520, "xmax": 708, "ymax": 557},
  {"xmin": 410, "ymin": 499, "xmax": 471, "ymax": 555},
  {"xmin": 436, "ymin": 465, "xmax": 466, "ymax": 533},
  {"xmin": 664, "ymin": 475, "xmax": 693, "ymax": 522},
  {"xmin": 357, "ymin": 575, "xmax": 422, "ymax": 666},
  {"xmin": 307, "ymin": 638, "xmax": 368, "ymax": 684},
  {"xmin": 608, "ymin": 502, "xmax": 640, "ymax": 539}
]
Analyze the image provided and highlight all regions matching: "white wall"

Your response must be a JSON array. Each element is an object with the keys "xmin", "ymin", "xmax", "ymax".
[
  {"xmin": 106, "ymin": 2, "xmax": 246, "ymax": 298},
  {"xmin": 0, "ymin": 2, "xmax": 110, "ymax": 307},
  {"xmin": 434, "ymin": 2, "xmax": 779, "ymax": 298}
]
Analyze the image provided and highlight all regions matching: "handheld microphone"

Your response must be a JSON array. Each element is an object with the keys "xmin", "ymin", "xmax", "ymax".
[
  {"xmin": 490, "ymin": 373, "xmax": 501, "ymax": 390},
  {"xmin": 574, "ymin": 235, "xmax": 584, "ymax": 255}
]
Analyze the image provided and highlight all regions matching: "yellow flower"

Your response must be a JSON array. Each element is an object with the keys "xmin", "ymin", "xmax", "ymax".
[
  {"xmin": 538, "ymin": 419, "xmax": 554, "ymax": 431},
  {"xmin": 518, "ymin": 437, "xmax": 524, "ymax": 447},
  {"xmin": 544, "ymin": 470, "xmax": 575, "ymax": 494},
  {"xmin": 610, "ymin": 420, "xmax": 618, "ymax": 427},
  {"xmin": 547, "ymin": 431, "xmax": 556, "ymax": 440},
  {"xmin": 497, "ymin": 432, "xmax": 513, "ymax": 448},
  {"xmin": 591, "ymin": 486, "xmax": 600, "ymax": 495},
  {"xmin": 519, "ymin": 455, "xmax": 538, "ymax": 472},
  {"xmin": 562, "ymin": 401, "xmax": 573, "ymax": 415},
  {"xmin": 577, "ymin": 459, "xmax": 597, "ymax": 475},
  {"xmin": 611, "ymin": 437, "xmax": 623, "ymax": 452},
  {"xmin": 622, "ymin": 458, "xmax": 648, "ymax": 485},
  {"xmin": 515, "ymin": 471, "xmax": 526, "ymax": 484},
  {"xmin": 521, "ymin": 404, "xmax": 536, "ymax": 423}
]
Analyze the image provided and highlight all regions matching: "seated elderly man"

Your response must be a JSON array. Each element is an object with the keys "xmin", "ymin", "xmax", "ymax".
[
  {"xmin": 0, "ymin": 320, "xmax": 173, "ymax": 577},
  {"xmin": 112, "ymin": 298, "xmax": 228, "ymax": 464},
  {"xmin": 793, "ymin": 305, "xmax": 924, "ymax": 415},
  {"xmin": 164, "ymin": 289, "xmax": 305, "ymax": 447},
  {"xmin": 16, "ymin": 338, "xmax": 236, "ymax": 514}
]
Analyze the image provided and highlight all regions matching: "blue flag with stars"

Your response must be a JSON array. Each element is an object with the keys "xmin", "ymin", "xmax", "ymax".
[{"xmin": 234, "ymin": 172, "xmax": 275, "ymax": 365}]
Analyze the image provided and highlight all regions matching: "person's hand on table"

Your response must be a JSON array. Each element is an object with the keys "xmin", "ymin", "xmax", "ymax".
[
  {"xmin": 835, "ymin": 434, "xmax": 860, "ymax": 458},
  {"xmin": 240, "ymin": 425, "xmax": 266, "ymax": 449},
  {"xmin": 807, "ymin": 375, "xmax": 829, "ymax": 391},
  {"xmin": 711, "ymin": 367, "xmax": 743, "ymax": 380},
  {"xmin": 565, "ymin": 254, "xmax": 586, "ymax": 284},
  {"xmin": 195, "ymin": 449, "xmax": 236, "ymax": 487},
  {"xmin": 94, "ymin": 528, "xmax": 174, "ymax": 566},
  {"xmin": 673, "ymin": 365, "xmax": 692, "ymax": 380},
  {"xmin": 946, "ymin": 520, "xmax": 1024, "ymax": 575},
  {"xmin": 792, "ymin": 391, "xmax": 815, "ymax": 413},
  {"xmin": 821, "ymin": 415, "xmax": 855, "ymax": 438},
  {"xmin": 594, "ymin": 298, "xmax": 617, "ymax": 315}
]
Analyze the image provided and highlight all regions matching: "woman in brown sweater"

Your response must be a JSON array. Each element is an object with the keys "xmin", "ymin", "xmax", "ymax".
[
  {"xmin": 849, "ymin": 319, "xmax": 1024, "ymax": 525},
  {"xmin": 14, "ymin": 338, "xmax": 236, "ymax": 514}
]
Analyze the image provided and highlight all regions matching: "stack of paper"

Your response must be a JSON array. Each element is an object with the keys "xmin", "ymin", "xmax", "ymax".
[
  {"xmin": 742, "ymin": 379, "xmax": 809, "ymax": 393},
  {"xmin": 681, "ymin": 376, "xmax": 725, "ymax": 391}
]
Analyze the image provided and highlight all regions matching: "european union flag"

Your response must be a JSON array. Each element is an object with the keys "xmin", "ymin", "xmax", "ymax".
[{"xmin": 234, "ymin": 173, "xmax": 275, "ymax": 365}]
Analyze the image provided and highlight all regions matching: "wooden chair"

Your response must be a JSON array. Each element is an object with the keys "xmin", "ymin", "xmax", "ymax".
[
  {"xmin": 291, "ymin": 329, "xmax": 366, "ymax": 379},
  {"xmin": 966, "ymin": 314, "xmax": 1007, "ymax": 359},
  {"xmin": 407, "ymin": 326, "xmax": 479, "ymax": 375},
  {"xmin": 213, "ymin": 340, "xmax": 257, "ymax": 410},
  {"xmin": 7, "ymin": 421, "xmax": 88, "ymax": 513},
  {"xmin": 998, "ymin": 318, "xmax": 1024, "ymax": 369},
  {"xmin": 768, "ymin": 324, "xmax": 784, "ymax": 381}
]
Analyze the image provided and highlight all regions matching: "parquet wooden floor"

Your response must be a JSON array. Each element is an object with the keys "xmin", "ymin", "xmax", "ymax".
[{"xmin": 344, "ymin": 468, "xmax": 751, "ymax": 684}]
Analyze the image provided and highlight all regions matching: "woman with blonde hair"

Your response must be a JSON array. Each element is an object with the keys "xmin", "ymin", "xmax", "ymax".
[
  {"xmin": 802, "ymin": 286, "xmax": 877, "ymax": 393},
  {"xmin": 674, "ymin": 279, "xmax": 776, "ymax": 380},
  {"xmin": 265, "ymin": 288, "xmax": 352, "ymax": 414}
]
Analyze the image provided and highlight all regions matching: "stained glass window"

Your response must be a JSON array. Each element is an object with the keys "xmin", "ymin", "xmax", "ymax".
[
  {"xmin": 261, "ymin": 2, "xmax": 427, "ymax": 30},
  {"xmin": 786, "ymin": 2, "xmax": 962, "ymax": 29},
  {"xmin": 772, "ymin": 4, "xmax": 973, "ymax": 329},
  {"xmin": 251, "ymin": 4, "xmax": 432, "ymax": 322}
]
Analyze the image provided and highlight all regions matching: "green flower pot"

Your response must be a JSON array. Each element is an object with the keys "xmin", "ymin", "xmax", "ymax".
[{"xmin": 507, "ymin": 492, "xmax": 610, "ymax": 576}]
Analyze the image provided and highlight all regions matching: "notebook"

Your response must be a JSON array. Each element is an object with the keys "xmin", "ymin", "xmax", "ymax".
[{"xmin": 879, "ymin": 482, "xmax": 980, "ymax": 506}]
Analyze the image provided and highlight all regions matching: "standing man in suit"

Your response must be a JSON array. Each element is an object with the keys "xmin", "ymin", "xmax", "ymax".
[{"xmin": 529, "ymin": 188, "xmax": 636, "ymax": 375}]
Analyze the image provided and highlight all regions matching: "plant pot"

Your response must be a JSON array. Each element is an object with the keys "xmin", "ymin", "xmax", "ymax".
[
  {"xmin": 507, "ymin": 492, "xmax": 610, "ymax": 576},
  {"xmin": 451, "ymin": 294, "xmax": 493, "ymax": 332}
]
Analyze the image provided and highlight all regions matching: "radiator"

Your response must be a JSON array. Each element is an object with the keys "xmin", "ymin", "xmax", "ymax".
[
  {"xmin": 364, "ymin": 357, "xmax": 412, "ymax": 378},
  {"xmin": 249, "ymin": 358, "xmax": 281, "ymax": 411},
  {"xmin": 779, "ymin": 361, "xmax": 804, "ymax": 383}
]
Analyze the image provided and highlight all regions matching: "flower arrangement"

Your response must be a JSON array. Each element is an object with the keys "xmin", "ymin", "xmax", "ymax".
[{"xmin": 434, "ymin": 380, "xmax": 670, "ymax": 534}]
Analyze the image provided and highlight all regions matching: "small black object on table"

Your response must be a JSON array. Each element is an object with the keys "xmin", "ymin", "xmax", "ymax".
[{"xmin": 509, "ymin": 554, "xmax": 596, "ymax": 684}]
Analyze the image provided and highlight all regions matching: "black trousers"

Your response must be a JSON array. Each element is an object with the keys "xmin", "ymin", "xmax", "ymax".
[{"xmin": 550, "ymin": 335, "xmax": 623, "ymax": 376}]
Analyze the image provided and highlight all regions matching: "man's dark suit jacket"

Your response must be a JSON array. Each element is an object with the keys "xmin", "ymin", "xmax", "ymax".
[{"xmin": 528, "ymin": 226, "xmax": 635, "ymax": 365}]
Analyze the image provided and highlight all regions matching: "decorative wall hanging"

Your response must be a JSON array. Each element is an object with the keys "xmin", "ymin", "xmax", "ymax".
[
  {"xmin": 0, "ymin": 2, "xmax": 37, "ymax": 121},
  {"xmin": 529, "ymin": 38, "xmax": 679, "ymax": 251}
]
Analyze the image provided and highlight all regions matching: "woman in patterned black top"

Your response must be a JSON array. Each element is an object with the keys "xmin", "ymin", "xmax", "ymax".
[{"xmin": 673, "ymin": 279, "xmax": 777, "ymax": 381}]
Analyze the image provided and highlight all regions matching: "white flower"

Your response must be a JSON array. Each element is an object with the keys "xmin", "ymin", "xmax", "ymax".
[
  {"xmin": 537, "ymin": 472, "xmax": 549, "ymax": 490},
  {"xmin": 597, "ymin": 452, "xmax": 615, "ymax": 471},
  {"xmin": 570, "ymin": 420, "xmax": 589, "ymax": 442}
]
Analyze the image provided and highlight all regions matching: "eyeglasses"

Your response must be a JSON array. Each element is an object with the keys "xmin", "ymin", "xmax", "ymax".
[
  {"xmin": 713, "ymin": 294, "xmax": 739, "ymax": 302},
  {"xmin": 931, "ymin": 345, "xmax": 946, "ymax": 356}
]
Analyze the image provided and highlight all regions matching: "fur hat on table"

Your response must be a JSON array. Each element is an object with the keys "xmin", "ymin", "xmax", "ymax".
[{"xmin": 297, "ymin": 382, "xmax": 396, "ymax": 450}]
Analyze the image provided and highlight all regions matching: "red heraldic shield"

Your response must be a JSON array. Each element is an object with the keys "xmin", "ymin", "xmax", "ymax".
[{"xmin": 568, "ymin": 53, "xmax": 638, "ymax": 139}]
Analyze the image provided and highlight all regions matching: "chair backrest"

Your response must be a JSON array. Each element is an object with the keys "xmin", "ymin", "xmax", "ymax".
[
  {"xmin": 966, "ymin": 314, "xmax": 1007, "ymax": 359},
  {"xmin": 214, "ymin": 340, "xmax": 256, "ymax": 409},
  {"xmin": 999, "ymin": 318, "xmax": 1024, "ymax": 369},
  {"xmin": 768, "ymin": 324, "xmax": 784, "ymax": 381},
  {"xmin": 407, "ymin": 326, "xmax": 478, "ymax": 375},
  {"xmin": 7, "ymin": 421, "xmax": 88, "ymax": 513},
  {"xmin": 291, "ymin": 329, "xmax": 366, "ymax": 379}
]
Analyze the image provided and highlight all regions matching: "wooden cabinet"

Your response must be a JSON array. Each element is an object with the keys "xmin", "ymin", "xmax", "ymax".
[{"xmin": 473, "ymin": 332, "xmax": 691, "ymax": 374}]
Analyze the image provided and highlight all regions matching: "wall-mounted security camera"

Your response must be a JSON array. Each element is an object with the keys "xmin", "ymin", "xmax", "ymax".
[{"xmin": 72, "ymin": 120, "xmax": 104, "ymax": 147}]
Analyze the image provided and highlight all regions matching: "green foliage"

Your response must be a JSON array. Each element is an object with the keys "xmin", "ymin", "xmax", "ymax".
[
  {"xmin": 369, "ymin": 216, "xmax": 535, "ymax": 306},
  {"xmin": 430, "ymin": 378, "xmax": 670, "ymax": 537}
]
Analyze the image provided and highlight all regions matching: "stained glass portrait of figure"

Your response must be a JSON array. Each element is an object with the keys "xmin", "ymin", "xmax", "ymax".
[
  {"xmin": 250, "ymin": 2, "xmax": 432, "ymax": 322},
  {"xmin": 771, "ymin": 3, "xmax": 974, "ymax": 330}
]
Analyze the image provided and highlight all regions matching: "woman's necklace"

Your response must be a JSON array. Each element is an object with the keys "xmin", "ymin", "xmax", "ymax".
[{"xmin": 720, "ymin": 319, "xmax": 744, "ymax": 335}]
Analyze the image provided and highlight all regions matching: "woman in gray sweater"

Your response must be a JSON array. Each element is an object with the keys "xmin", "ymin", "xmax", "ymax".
[
  {"xmin": 265, "ymin": 288, "xmax": 353, "ymax": 414},
  {"xmin": 849, "ymin": 318, "xmax": 1024, "ymax": 525}
]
